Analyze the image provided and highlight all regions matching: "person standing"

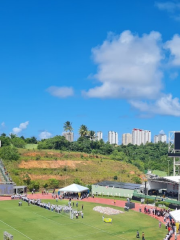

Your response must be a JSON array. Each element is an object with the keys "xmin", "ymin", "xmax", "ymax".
[
  {"xmin": 136, "ymin": 230, "xmax": 140, "ymax": 238},
  {"xmin": 142, "ymin": 232, "xmax": 145, "ymax": 240},
  {"xmin": 159, "ymin": 221, "xmax": 161, "ymax": 228}
]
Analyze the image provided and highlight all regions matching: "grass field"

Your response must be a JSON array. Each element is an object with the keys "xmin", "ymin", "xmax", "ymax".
[
  {"xmin": 25, "ymin": 144, "xmax": 38, "ymax": 150},
  {"xmin": 0, "ymin": 200, "xmax": 166, "ymax": 240},
  {"xmin": 152, "ymin": 170, "xmax": 167, "ymax": 177}
]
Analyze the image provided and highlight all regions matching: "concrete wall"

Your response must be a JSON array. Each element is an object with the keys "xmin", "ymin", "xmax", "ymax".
[{"xmin": 92, "ymin": 185, "xmax": 134, "ymax": 198}]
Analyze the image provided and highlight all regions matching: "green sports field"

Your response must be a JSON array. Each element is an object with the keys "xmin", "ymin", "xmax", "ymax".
[{"xmin": 0, "ymin": 200, "xmax": 166, "ymax": 240}]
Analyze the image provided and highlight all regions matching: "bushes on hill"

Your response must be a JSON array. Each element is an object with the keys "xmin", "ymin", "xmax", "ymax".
[
  {"xmin": 0, "ymin": 146, "xmax": 20, "ymax": 160},
  {"xmin": 48, "ymin": 179, "xmax": 59, "ymax": 188},
  {"xmin": 11, "ymin": 137, "xmax": 26, "ymax": 148}
]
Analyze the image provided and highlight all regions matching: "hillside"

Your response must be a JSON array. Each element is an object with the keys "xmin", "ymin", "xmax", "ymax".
[{"xmin": 4, "ymin": 148, "xmax": 144, "ymax": 189}]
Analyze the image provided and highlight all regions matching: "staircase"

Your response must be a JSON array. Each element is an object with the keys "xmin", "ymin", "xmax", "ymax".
[{"xmin": 0, "ymin": 159, "xmax": 12, "ymax": 183}]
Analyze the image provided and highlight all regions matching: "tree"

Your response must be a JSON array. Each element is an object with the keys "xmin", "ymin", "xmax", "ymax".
[
  {"xmin": 79, "ymin": 125, "xmax": 88, "ymax": 137},
  {"xmin": 12, "ymin": 137, "xmax": 26, "ymax": 148},
  {"xmin": 0, "ymin": 146, "xmax": 20, "ymax": 160},
  {"xmin": 26, "ymin": 136, "xmax": 37, "ymax": 144},
  {"xmin": 0, "ymin": 135, "xmax": 11, "ymax": 147},
  {"xmin": 9, "ymin": 133, "xmax": 16, "ymax": 139},
  {"xmin": 63, "ymin": 121, "xmax": 73, "ymax": 132},
  {"xmin": 88, "ymin": 130, "xmax": 96, "ymax": 140},
  {"xmin": 48, "ymin": 178, "xmax": 59, "ymax": 188}
]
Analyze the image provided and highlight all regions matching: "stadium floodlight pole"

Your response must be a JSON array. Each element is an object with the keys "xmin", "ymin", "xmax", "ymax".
[
  {"xmin": 178, "ymin": 180, "xmax": 180, "ymax": 202},
  {"xmin": 167, "ymin": 160, "xmax": 170, "ymax": 176}
]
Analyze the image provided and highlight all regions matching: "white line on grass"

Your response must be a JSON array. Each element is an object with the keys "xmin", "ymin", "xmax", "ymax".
[
  {"xmin": 0, "ymin": 219, "xmax": 33, "ymax": 240},
  {"xmin": 33, "ymin": 212, "xmax": 78, "ymax": 226},
  {"xmin": 32, "ymin": 209, "xmax": 126, "ymax": 240}
]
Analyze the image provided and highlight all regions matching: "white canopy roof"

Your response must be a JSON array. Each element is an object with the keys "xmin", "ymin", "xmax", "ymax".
[
  {"xmin": 58, "ymin": 184, "xmax": 89, "ymax": 193},
  {"xmin": 164, "ymin": 176, "xmax": 180, "ymax": 184},
  {"xmin": 170, "ymin": 210, "xmax": 180, "ymax": 222}
]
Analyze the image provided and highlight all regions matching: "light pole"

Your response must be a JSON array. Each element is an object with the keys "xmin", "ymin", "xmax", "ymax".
[{"xmin": 167, "ymin": 160, "xmax": 170, "ymax": 176}]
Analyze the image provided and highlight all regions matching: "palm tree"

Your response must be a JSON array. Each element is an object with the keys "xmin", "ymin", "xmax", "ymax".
[
  {"xmin": 63, "ymin": 121, "xmax": 73, "ymax": 132},
  {"xmin": 88, "ymin": 130, "xmax": 96, "ymax": 140},
  {"xmin": 9, "ymin": 133, "xmax": 16, "ymax": 139},
  {"xmin": 79, "ymin": 125, "xmax": 88, "ymax": 137}
]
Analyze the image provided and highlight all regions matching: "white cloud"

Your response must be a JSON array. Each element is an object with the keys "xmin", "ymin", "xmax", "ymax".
[
  {"xmin": 1, "ymin": 122, "xmax": 5, "ymax": 128},
  {"xmin": 155, "ymin": 1, "xmax": 180, "ymax": 21},
  {"xmin": 83, "ymin": 30, "xmax": 163, "ymax": 100},
  {"xmin": 130, "ymin": 94, "xmax": 180, "ymax": 117},
  {"xmin": 47, "ymin": 86, "xmax": 74, "ymax": 98},
  {"xmin": 39, "ymin": 131, "xmax": 52, "ymax": 140},
  {"xmin": 155, "ymin": 2, "xmax": 180, "ymax": 12},
  {"xmin": 12, "ymin": 121, "xmax": 29, "ymax": 135},
  {"xmin": 165, "ymin": 34, "xmax": 180, "ymax": 66}
]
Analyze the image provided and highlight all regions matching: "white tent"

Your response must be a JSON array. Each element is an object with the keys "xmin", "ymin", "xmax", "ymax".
[
  {"xmin": 58, "ymin": 184, "xmax": 89, "ymax": 193},
  {"xmin": 170, "ymin": 210, "xmax": 180, "ymax": 222}
]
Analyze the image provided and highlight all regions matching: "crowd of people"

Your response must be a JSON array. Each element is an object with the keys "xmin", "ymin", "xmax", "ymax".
[
  {"xmin": 19, "ymin": 196, "xmax": 84, "ymax": 219},
  {"xmin": 142, "ymin": 206, "xmax": 176, "ymax": 240}
]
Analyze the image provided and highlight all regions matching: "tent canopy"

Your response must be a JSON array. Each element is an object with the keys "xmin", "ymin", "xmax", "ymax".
[
  {"xmin": 58, "ymin": 184, "xmax": 89, "ymax": 193},
  {"xmin": 170, "ymin": 210, "xmax": 180, "ymax": 222}
]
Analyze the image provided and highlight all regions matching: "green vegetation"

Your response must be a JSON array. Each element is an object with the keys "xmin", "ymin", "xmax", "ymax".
[
  {"xmin": 0, "ymin": 200, "xmax": 166, "ymax": 240},
  {"xmin": 152, "ymin": 170, "xmax": 167, "ymax": 177},
  {"xmin": 25, "ymin": 144, "xmax": 38, "ymax": 149},
  {"xmin": 0, "ymin": 146, "xmax": 20, "ymax": 160},
  {"xmin": 4, "ymin": 148, "xmax": 143, "ymax": 188},
  {"xmin": 0, "ymin": 128, "xmax": 172, "ymax": 188}
]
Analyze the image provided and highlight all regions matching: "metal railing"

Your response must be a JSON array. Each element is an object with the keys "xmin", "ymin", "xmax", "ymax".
[{"xmin": 133, "ymin": 192, "xmax": 180, "ymax": 205}]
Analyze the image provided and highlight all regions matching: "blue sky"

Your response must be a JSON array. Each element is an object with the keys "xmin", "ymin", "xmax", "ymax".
[{"xmin": 1, "ymin": 0, "xmax": 180, "ymax": 142}]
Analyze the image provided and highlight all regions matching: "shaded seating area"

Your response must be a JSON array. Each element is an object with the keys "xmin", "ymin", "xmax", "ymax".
[{"xmin": 58, "ymin": 184, "xmax": 89, "ymax": 199}]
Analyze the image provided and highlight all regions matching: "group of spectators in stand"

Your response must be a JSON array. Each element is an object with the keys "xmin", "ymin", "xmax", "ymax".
[{"xmin": 143, "ymin": 206, "xmax": 176, "ymax": 240}]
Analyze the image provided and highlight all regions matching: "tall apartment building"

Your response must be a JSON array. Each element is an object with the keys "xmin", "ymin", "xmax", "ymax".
[
  {"xmin": 154, "ymin": 134, "xmax": 167, "ymax": 143},
  {"xmin": 122, "ymin": 133, "xmax": 132, "ymax": 145},
  {"xmin": 96, "ymin": 131, "xmax": 103, "ymax": 141},
  {"xmin": 108, "ymin": 131, "xmax": 118, "ymax": 145},
  {"xmin": 132, "ymin": 128, "xmax": 151, "ymax": 145},
  {"xmin": 63, "ymin": 132, "xmax": 74, "ymax": 142}
]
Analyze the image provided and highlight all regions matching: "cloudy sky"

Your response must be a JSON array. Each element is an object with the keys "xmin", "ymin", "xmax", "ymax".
[{"xmin": 1, "ymin": 0, "xmax": 180, "ymax": 142}]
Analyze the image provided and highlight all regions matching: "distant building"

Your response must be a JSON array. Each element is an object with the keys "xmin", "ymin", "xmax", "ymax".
[
  {"xmin": 132, "ymin": 128, "xmax": 151, "ymax": 145},
  {"xmin": 96, "ymin": 131, "xmax": 103, "ymax": 141},
  {"xmin": 122, "ymin": 133, "xmax": 132, "ymax": 145},
  {"xmin": 154, "ymin": 134, "xmax": 167, "ymax": 143},
  {"xmin": 108, "ymin": 131, "xmax": 118, "ymax": 145},
  {"xmin": 63, "ymin": 132, "xmax": 74, "ymax": 142}
]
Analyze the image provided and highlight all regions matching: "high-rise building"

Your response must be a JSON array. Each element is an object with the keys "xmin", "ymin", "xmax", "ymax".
[
  {"xmin": 108, "ymin": 131, "xmax": 118, "ymax": 145},
  {"xmin": 132, "ymin": 129, "xmax": 151, "ymax": 145},
  {"xmin": 63, "ymin": 132, "xmax": 74, "ymax": 142},
  {"xmin": 96, "ymin": 131, "xmax": 103, "ymax": 141},
  {"xmin": 154, "ymin": 134, "xmax": 167, "ymax": 143},
  {"xmin": 122, "ymin": 133, "xmax": 132, "ymax": 145}
]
